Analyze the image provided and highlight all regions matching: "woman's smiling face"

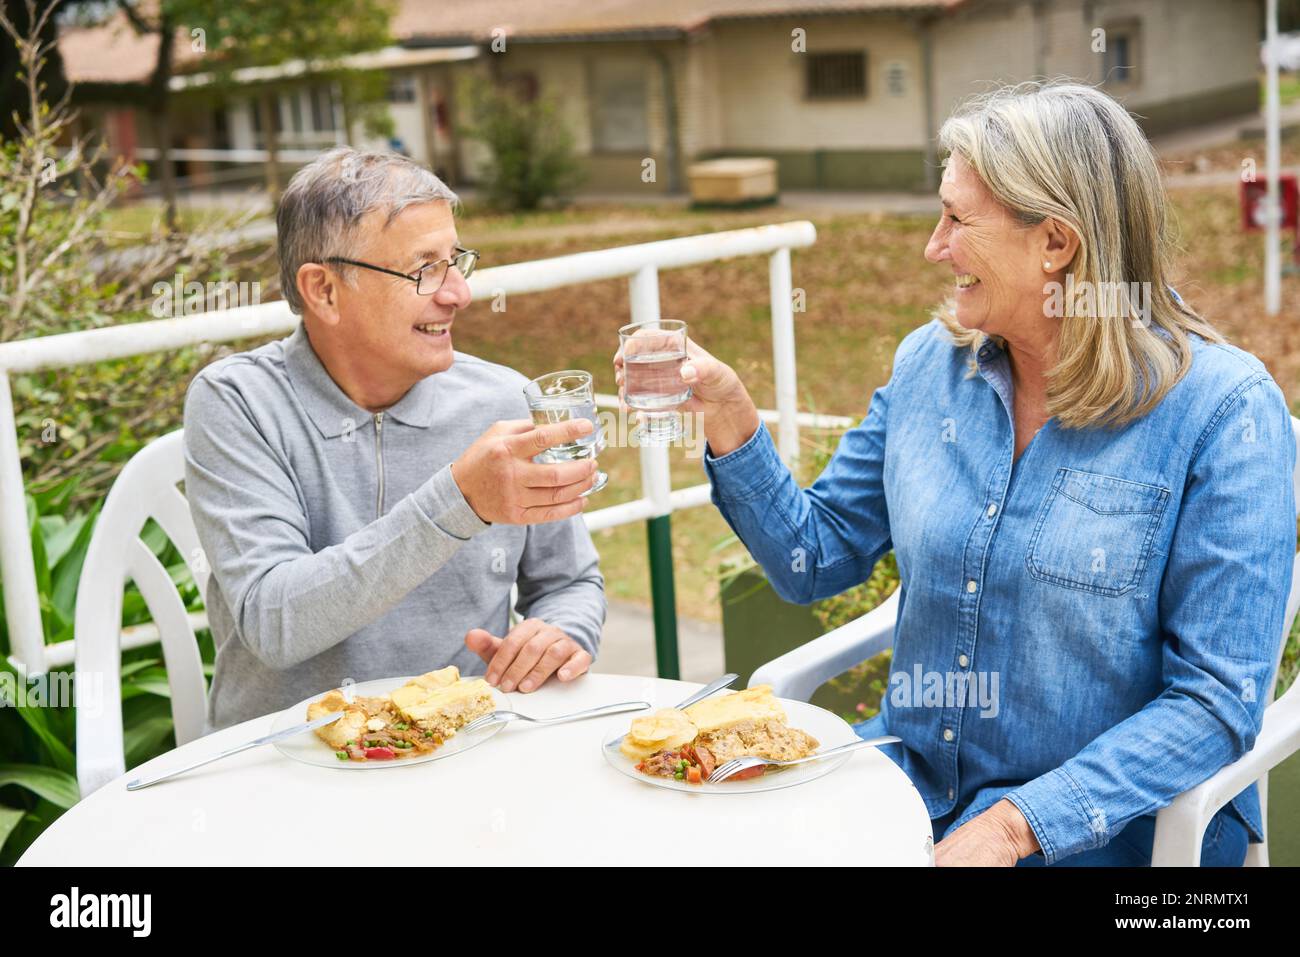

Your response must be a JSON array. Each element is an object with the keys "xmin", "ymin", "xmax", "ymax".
[{"xmin": 924, "ymin": 153, "xmax": 1052, "ymax": 341}]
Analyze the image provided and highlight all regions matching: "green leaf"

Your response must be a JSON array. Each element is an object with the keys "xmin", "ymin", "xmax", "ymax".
[
  {"xmin": 140, "ymin": 519, "xmax": 169, "ymax": 557},
  {"xmin": 121, "ymin": 667, "xmax": 171, "ymax": 700},
  {"xmin": 0, "ymin": 806, "xmax": 26, "ymax": 855},
  {"xmin": 0, "ymin": 659, "xmax": 75, "ymax": 774},
  {"xmin": 51, "ymin": 500, "xmax": 100, "ymax": 620},
  {"xmin": 37, "ymin": 515, "xmax": 71, "ymax": 560},
  {"xmin": 0, "ymin": 764, "xmax": 79, "ymax": 809},
  {"xmin": 119, "ymin": 658, "xmax": 162, "ymax": 679},
  {"xmin": 30, "ymin": 475, "xmax": 80, "ymax": 515},
  {"xmin": 121, "ymin": 590, "xmax": 147, "ymax": 625},
  {"xmin": 123, "ymin": 716, "xmax": 174, "ymax": 769},
  {"xmin": 166, "ymin": 562, "xmax": 196, "ymax": 588}
]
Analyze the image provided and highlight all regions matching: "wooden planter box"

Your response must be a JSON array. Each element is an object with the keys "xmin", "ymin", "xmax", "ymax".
[
  {"xmin": 688, "ymin": 158, "xmax": 778, "ymax": 208},
  {"xmin": 719, "ymin": 566, "xmax": 865, "ymax": 718}
]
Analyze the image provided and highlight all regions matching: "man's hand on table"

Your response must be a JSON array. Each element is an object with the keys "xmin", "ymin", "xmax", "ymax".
[
  {"xmin": 464, "ymin": 619, "xmax": 593, "ymax": 692},
  {"xmin": 933, "ymin": 799, "xmax": 1041, "ymax": 866}
]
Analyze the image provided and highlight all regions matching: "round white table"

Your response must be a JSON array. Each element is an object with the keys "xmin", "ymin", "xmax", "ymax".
[{"xmin": 19, "ymin": 674, "xmax": 934, "ymax": 866}]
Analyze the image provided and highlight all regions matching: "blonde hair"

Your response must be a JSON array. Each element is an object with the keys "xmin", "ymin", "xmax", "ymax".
[{"xmin": 934, "ymin": 80, "xmax": 1223, "ymax": 429}]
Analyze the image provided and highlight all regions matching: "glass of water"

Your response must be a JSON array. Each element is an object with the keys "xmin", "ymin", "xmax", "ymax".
[
  {"xmin": 522, "ymin": 370, "xmax": 608, "ymax": 495},
  {"xmin": 618, "ymin": 318, "xmax": 691, "ymax": 446}
]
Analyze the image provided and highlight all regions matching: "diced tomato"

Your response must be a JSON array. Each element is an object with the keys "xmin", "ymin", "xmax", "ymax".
[
  {"xmin": 364, "ymin": 746, "xmax": 396, "ymax": 760},
  {"xmin": 686, "ymin": 766, "xmax": 702, "ymax": 784}
]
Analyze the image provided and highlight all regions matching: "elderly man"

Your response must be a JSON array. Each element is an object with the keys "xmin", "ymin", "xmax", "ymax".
[{"xmin": 184, "ymin": 147, "xmax": 605, "ymax": 731}]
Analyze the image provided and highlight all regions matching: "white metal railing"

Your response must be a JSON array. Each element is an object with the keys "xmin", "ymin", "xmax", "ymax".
[{"xmin": 1, "ymin": 220, "xmax": 838, "ymax": 675}]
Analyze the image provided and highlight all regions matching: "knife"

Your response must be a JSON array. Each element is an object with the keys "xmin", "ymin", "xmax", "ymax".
[{"xmin": 126, "ymin": 711, "xmax": 345, "ymax": 791}]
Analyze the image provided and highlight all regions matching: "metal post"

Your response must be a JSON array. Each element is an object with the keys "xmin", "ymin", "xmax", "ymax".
[
  {"xmin": 769, "ymin": 247, "xmax": 800, "ymax": 467},
  {"xmin": 1265, "ymin": 0, "xmax": 1282, "ymax": 316},
  {"xmin": 629, "ymin": 264, "xmax": 679, "ymax": 678},
  {"xmin": 0, "ymin": 373, "xmax": 44, "ymax": 674},
  {"xmin": 645, "ymin": 515, "xmax": 679, "ymax": 679}
]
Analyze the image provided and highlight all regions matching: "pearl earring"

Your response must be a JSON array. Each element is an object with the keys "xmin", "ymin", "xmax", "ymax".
[{"xmin": 1043, "ymin": 261, "xmax": 1052, "ymax": 269}]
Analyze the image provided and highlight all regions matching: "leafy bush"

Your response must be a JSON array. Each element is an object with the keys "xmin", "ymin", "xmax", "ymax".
[{"xmin": 458, "ymin": 79, "xmax": 584, "ymax": 211}]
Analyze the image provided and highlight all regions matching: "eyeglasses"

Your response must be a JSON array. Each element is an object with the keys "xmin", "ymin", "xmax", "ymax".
[{"xmin": 322, "ymin": 246, "xmax": 480, "ymax": 295}]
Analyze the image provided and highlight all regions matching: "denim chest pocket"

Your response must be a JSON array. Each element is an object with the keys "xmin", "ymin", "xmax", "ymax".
[{"xmin": 1026, "ymin": 468, "xmax": 1171, "ymax": 597}]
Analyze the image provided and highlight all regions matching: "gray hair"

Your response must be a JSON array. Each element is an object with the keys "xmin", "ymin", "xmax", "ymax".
[{"xmin": 276, "ymin": 146, "xmax": 460, "ymax": 314}]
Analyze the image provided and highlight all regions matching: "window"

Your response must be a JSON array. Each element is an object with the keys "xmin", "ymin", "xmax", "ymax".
[
  {"xmin": 310, "ymin": 84, "xmax": 337, "ymax": 132},
  {"xmin": 249, "ymin": 93, "xmax": 282, "ymax": 149},
  {"xmin": 285, "ymin": 91, "xmax": 303, "ymax": 134},
  {"xmin": 1102, "ymin": 21, "xmax": 1141, "ymax": 88},
  {"xmin": 885, "ymin": 60, "xmax": 907, "ymax": 97},
  {"xmin": 591, "ymin": 60, "xmax": 649, "ymax": 152},
  {"xmin": 212, "ymin": 107, "xmax": 230, "ymax": 149},
  {"xmin": 387, "ymin": 74, "xmax": 417, "ymax": 103},
  {"xmin": 806, "ymin": 52, "xmax": 867, "ymax": 99}
]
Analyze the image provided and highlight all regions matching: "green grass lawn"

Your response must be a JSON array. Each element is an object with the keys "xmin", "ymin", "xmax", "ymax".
[{"xmin": 1263, "ymin": 71, "xmax": 1300, "ymax": 105}]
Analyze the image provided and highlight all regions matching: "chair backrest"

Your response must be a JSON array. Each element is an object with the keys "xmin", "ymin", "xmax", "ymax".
[
  {"xmin": 75, "ymin": 429, "xmax": 210, "ymax": 797},
  {"xmin": 1269, "ymin": 415, "xmax": 1300, "ymax": 707}
]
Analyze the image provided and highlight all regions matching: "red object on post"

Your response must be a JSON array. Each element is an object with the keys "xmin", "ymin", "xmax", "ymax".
[{"xmin": 1241, "ymin": 174, "xmax": 1299, "ymax": 231}]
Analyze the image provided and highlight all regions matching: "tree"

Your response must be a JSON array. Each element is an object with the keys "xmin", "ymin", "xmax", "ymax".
[
  {"xmin": 0, "ymin": 0, "xmax": 275, "ymax": 505},
  {"xmin": 162, "ymin": 0, "xmax": 395, "ymax": 205},
  {"xmin": 114, "ymin": 0, "xmax": 184, "ymax": 231}
]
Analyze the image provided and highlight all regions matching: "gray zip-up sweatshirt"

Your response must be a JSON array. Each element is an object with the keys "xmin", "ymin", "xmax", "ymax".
[{"xmin": 182, "ymin": 322, "xmax": 605, "ymax": 731}]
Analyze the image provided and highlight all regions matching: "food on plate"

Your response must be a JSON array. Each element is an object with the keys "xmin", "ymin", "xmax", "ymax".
[
  {"xmin": 306, "ymin": 666, "xmax": 495, "ymax": 762},
  {"xmin": 620, "ymin": 685, "xmax": 819, "ymax": 784}
]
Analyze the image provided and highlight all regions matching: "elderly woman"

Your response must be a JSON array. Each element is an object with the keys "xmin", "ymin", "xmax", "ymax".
[{"xmin": 620, "ymin": 82, "xmax": 1296, "ymax": 866}]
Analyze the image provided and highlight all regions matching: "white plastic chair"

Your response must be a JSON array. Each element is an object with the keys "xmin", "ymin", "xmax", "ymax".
[
  {"xmin": 752, "ymin": 416, "xmax": 1300, "ymax": 867},
  {"xmin": 75, "ymin": 429, "xmax": 210, "ymax": 798}
]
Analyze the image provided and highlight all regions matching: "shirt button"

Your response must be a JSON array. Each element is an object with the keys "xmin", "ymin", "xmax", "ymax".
[
  {"xmin": 966, "ymin": 580, "xmax": 977, "ymax": 593},
  {"xmin": 958, "ymin": 654, "xmax": 969, "ymax": 668},
  {"xmin": 986, "ymin": 503, "xmax": 998, "ymax": 517},
  {"xmin": 943, "ymin": 728, "xmax": 955, "ymax": 742},
  {"xmin": 948, "ymin": 788, "xmax": 956, "ymax": 800}
]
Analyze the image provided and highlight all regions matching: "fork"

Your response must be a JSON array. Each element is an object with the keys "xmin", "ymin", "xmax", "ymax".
[
  {"xmin": 707, "ymin": 734, "xmax": 902, "ymax": 783},
  {"xmin": 461, "ymin": 700, "xmax": 650, "ymax": 735}
]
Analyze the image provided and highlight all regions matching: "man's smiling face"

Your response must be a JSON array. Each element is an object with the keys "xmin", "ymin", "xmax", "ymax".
[{"xmin": 334, "ymin": 199, "xmax": 471, "ymax": 380}]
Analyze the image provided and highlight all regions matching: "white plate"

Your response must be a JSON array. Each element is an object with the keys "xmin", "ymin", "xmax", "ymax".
[
  {"xmin": 600, "ymin": 693, "xmax": 859, "ymax": 794},
  {"xmin": 271, "ymin": 675, "xmax": 514, "ymax": 770}
]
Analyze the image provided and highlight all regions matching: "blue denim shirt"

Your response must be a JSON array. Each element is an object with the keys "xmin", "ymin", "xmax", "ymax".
[{"xmin": 705, "ymin": 318, "xmax": 1295, "ymax": 864}]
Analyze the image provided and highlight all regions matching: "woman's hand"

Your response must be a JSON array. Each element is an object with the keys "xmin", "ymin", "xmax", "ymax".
[
  {"xmin": 613, "ymin": 335, "xmax": 761, "ymax": 457},
  {"xmin": 933, "ymin": 799, "xmax": 1040, "ymax": 866}
]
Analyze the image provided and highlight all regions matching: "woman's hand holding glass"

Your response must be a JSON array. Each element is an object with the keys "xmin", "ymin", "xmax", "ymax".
[{"xmin": 614, "ymin": 334, "xmax": 761, "ymax": 458}]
